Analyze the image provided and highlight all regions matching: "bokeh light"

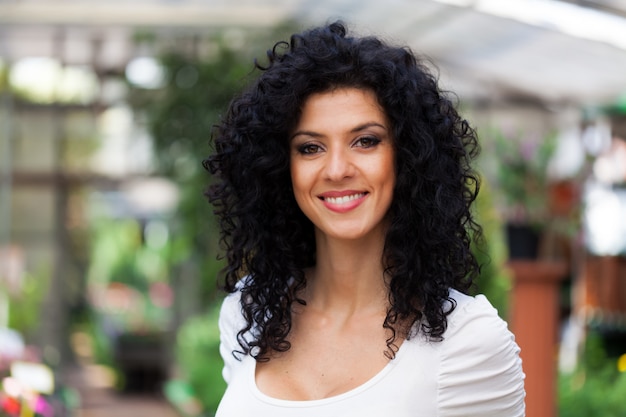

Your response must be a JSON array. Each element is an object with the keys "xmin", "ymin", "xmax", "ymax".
[{"xmin": 618, "ymin": 353, "xmax": 626, "ymax": 372}]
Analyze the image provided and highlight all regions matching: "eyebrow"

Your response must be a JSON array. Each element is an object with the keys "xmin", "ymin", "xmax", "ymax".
[{"xmin": 290, "ymin": 122, "xmax": 388, "ymax": 141}]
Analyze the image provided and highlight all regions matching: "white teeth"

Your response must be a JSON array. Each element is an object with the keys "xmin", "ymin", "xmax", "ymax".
[{"xmin": 324, "ymin": 193, "xmax": 365, "ymax": 205}]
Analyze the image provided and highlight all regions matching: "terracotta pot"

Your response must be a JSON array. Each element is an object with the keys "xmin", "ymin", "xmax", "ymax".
[{"xmin": 509, "ymin": 260, "xmax": 567, "ymax": 417}]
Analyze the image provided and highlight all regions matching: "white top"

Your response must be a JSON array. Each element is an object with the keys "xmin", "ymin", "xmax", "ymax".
[{"xmin": 216, "ymin": 288, "xmax": 525, "ymax": 417}]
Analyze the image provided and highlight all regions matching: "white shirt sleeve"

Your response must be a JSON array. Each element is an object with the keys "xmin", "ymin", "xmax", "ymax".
[
  {"xmin": 218, "ymin": 290, "xmax": 244, "ymax": 384},
  {"xmin": 438, "ymin": 292, "xmax": 526, "ymax": 416}
]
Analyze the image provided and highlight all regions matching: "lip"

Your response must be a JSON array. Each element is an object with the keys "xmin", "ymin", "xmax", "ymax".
[{"xmin": 318, "ymin": 190, "xmax": 368, "ymax": 213}]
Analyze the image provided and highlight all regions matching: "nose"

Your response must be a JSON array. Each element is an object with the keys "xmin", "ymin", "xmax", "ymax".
[{"xmin": 323, "ymin": 146, "xmax": 355, "ymax": 181}]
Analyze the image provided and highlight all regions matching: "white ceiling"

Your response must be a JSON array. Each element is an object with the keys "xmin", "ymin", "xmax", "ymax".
[
  {"xmin": 1, "ymin": 0, "xmax": 626, "ymax": 106},
  {"xmin": 291, "ymin": 0, "xmax": 626, "ymax": 106}
]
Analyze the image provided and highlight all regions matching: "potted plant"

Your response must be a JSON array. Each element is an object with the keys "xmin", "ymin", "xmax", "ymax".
[{"xmin": 486, "ymin": 128, "xmax": 558, "ymax": 259}]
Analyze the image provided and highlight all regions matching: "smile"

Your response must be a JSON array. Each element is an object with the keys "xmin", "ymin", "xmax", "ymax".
[
  {"xmin": 318, "ymin": 192, "xmax": 368, "ymax": 213},
  {"xmin": 323, "ymin": 193, "xmax": 366, "ymax": 205}
]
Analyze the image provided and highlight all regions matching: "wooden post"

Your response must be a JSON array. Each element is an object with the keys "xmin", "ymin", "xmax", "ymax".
[{"xmin": 509, "ymin": 260, "xmax": 567, "ymax": 417}]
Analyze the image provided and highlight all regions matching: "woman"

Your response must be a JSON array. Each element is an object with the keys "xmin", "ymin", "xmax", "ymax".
[{"xmin": 206, "ymin": 21, "xmax": 525, "ymax": 416}]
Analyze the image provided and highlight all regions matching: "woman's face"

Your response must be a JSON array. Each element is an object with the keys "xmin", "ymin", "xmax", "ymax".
[{"xmin": 289, "ymin": 87, "xmax": 395, "ymax": 242}]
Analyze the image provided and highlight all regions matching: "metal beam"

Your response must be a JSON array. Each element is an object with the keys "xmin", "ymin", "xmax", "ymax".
[{"xmin": 0, "ymin": 3, "xmax": 293, "ymax": 28}]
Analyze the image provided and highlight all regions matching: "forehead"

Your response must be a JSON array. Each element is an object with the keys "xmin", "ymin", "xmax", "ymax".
[{"xmin": 296, "ymin": 87, "xmax": 388, "ymax": 127}]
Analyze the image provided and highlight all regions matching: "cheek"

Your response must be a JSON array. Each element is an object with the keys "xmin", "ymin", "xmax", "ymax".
[
  {"xmin": 377, "ymin": 152, "xmax": 396, "ymax": 186},
  {"xmin": 290, "ymin": 162, "xmax": 320, "ymax": 221}
]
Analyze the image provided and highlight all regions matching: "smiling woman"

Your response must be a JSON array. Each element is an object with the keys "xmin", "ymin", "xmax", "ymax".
[{"xmin": 204, "ymin": 21, "xmax": 525, "ymax": 416}]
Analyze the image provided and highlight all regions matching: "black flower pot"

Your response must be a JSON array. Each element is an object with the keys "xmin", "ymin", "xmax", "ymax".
[{"xmin": 506, "ymin": 223, "xmax": 540, "ymax": 259}]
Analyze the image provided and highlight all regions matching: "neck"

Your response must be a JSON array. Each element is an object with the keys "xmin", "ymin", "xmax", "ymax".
[{"xmin": 305, "ymin": 229, "xmax": 388, "ymax": 315}]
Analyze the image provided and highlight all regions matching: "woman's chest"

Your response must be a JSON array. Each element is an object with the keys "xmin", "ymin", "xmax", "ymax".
[
  {"xmin": 217, "ymin": 342, "xmax": 440, "ymax": 417},
  {"xmin": 255, "ymin": 320, "xmax": 394, "ymax": 401},
  {"xmin": 255, "ymin": 340, "xmax": 390, "ymax": 400}
]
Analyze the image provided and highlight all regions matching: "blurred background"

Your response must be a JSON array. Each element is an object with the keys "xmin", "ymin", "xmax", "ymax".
[{"xmin": 0, "ymin": 0, "xmax": 625, "ymax": 416}]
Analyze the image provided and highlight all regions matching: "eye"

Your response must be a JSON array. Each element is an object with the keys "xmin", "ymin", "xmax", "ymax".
[
  {"xmin": 297, "ymin": 143, "xmax": 323, "ymax": 155},
  {"xmin": 354, "ymin": 136, "xmax": 381, "ymax": 149}
]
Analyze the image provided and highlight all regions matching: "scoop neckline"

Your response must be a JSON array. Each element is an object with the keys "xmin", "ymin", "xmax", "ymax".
[{"xmin": 248, "ymin": 339, "xmax": 408, "ymax": 407}]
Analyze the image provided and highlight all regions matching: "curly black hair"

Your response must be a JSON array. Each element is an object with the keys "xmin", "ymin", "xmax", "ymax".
[{"xmin": 204, "ymin": 21, "xmax": 481, "ymax": 361}]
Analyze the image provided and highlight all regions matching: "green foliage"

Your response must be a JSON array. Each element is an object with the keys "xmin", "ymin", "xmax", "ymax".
[
  {"xmin": 88, "ymin": 218, "xmax": 144, "ymax": 286},
  {"xmin": 81, "ymin": 216, "xmax": 173, "ymax": 387},
  {"xmin": 0, "ymin": 59, "xmax": 7, "ymax": 91},
  {"xmin": 6, "ymin": 267, "xmax": 50, "ymax": 338},
  {"xmin": 487, "ymin": 128, "xmax": 558, "ymax": 227},
  {"xmin": 174, "ymin": 303, "xmax": 226, "ymax": 415},
  {"xmin": 88, "ymin": 217, "xmax": 170, "ymax": 289},
  {"xmin": 127, "ymin": 43, "xmax": 255, "ymax": 303},
  {"xmin": 559, "ymin": 333, "xmax": 626, "ymax": 416},
  {"xmin": 75, "ymin": 316, "xmax": 116, "ymax": 368},
  {"xmin": 127, "ymin": 22, "xmax": 300, "ymax": 304},
  {"xmin": 471, "ymin": 178, "xmax": 512, "ymax": 319}
]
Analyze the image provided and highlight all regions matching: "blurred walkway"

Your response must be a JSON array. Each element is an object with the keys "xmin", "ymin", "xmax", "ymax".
[{"xmin": 62, "ymin": 363, "xmax": 180, "ymax": 417}]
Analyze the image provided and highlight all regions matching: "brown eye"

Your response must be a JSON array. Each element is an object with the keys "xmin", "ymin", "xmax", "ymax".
[
  {"xmin": 355, "ymin": 136, "xmax": 381, "ymax": 148},
  {"xmin": 298, "ymin": 143, "xmax": 322, "ymax": 154}
]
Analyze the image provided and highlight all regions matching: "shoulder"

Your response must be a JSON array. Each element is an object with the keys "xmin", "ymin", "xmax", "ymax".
[
  {"xmin": 218, "ymin": 283, "xmax": 248, "ymax": 384},
  {"xmin": 218, "ymin": 282, "xmax": 247, "ymax": 340},
  {"xmin": 219, "ymin": 287, "xmax": 244, "ymax": 326},
  {"xmin": 437, "ymin": 289, "xmax": 526, "ymax": 416},
  {"xmin": 445, "ymin": 289, "xmax": 509, "ymax": 344}
]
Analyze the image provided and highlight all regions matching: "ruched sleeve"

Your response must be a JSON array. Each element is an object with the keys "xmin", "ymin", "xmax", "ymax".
[
  {"xmin": 218, "ymin": 290, "xmax": 244, "ymax": 384},
  {"xmin": 438, "ymin": 291, "xmax": 526, "ymax": 416}
]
